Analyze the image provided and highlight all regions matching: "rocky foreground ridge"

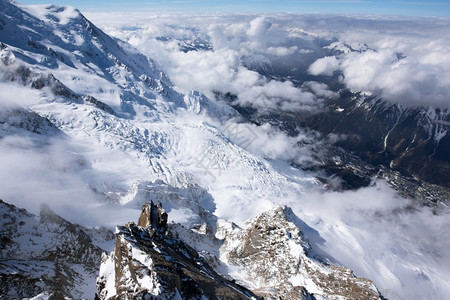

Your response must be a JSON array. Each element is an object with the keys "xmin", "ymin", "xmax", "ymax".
[
  {"xmin": 0, "ymin": 197, "xmax": 384, "ymax": 300},
  {"xmin": 96, "ymin": 200, "xmax": 261, "ymax": 300},
  {"xmin": 0, "ymin": 199, "xmax": 114, "ymax": 299},
  {"xmin": 97, "ymin": 200, "xmax": 384, "ymax": 300}
]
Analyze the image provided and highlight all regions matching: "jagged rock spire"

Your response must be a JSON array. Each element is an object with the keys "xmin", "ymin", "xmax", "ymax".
[
  {"xmin": 98, "ymin": 201, "xmax": 261, "ymax": 300},
  {"xmin": 137, "ymin": 200, "xmax": 168, "ymax": 234}
]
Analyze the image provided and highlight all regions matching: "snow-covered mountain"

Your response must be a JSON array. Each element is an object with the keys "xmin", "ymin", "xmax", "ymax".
[{"xmin": 1, "ymin": 1, "xmax": 449, "ymax": 299}]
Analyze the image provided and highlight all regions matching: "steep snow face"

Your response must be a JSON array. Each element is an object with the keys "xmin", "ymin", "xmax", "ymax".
[{"xmin": 0, "ymin": 0, "xmax": 178, "ymax": 117}]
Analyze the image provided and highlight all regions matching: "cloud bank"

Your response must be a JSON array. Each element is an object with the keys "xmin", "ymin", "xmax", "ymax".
[
  {"xmin": 88, "ymin": 12, "xmax": 450, "ymax": 108},
  {"xmin": 294, "ymin": 182, "xmax": 450, "ymax": 300},
  {"xmin": 89, "ymin": 13, "xmax": 328, "ymax": 112},
  {"xmin": 309, "ymin": 46, "xmax": 450, "ymax": 107}
]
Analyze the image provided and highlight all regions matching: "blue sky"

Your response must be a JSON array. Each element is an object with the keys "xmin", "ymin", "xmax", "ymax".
[{"xmin": 17, "ymin": 0, "xmax": 450, "ymax": 17}]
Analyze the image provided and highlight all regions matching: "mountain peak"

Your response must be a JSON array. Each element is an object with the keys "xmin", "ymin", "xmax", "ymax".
[
  {"xmin": 221, "ymin": 205, "xmax": 383, "ymax": 299},
  {"xmin": 98, "ymin": 202, "xmax": 260, "ymax": 299},
  {"xmin": 137, "ymin": 200, "xmax": 168, "ymax": 233}
]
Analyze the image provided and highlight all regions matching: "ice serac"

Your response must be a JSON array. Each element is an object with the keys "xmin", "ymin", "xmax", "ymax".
[
  {"xmin": 0, "ymin": 199, "xmax": 114, "ymax": 299},
  {"xmin": 219, "ymin": 206, "xmax": 383, "ymax": 300},
  {"xmin": 97, "ymin": 201, "xmax": 261, "ymax": 300}
]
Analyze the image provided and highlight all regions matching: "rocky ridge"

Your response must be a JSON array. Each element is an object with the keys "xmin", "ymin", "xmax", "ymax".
[
  {"xmin": 98, "ymin": 201, "xmax": 383, "ymax": 300},
  {"xmin": 218, "ymin": 206, "xmax": 383, "ymax": 300},
  {"xmin": 0, "ymin": 199, "xmax": 114, "ymax": 299},
  {"xmin": 96, "ymin": 201, "xmax": 261, "ymax": 300}
]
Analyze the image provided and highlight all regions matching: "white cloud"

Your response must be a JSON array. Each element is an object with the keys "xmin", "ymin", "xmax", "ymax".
[
  {"xmin": 304, "ymin": 16, "xmax": 450, "ymax": 107},
  {"xmin": 208, "ymin": 24, "xmax": 228, "ymax": 50},
  {"xmin": 308, "ymin": 56, "xmax": 339, "ymax": 76},
  {"xmin": 247, "ymin": 16, "xmax": 272, "ymax": 38},
  {"xmin": 303, "ymin": 81, "xmax": 338, "ymax": 99},
  {"xmin": 236, "ymin": 78, "xmax": 316, "ymax": 110},
  {"xmin": 92, "ymin": 14, "xmax": 319, "ymax": 112},
  {"xmin": 0, "ymin": 82, "xmax": 42, "ymax": 109},
  {"xmin": 0, "ymin": 134, "xmax": 95, "ymax": 220},
  {"xmin": 266, "ymin": 45, "xmax": 298, "ymax": 56},
  {"xmin": 310, "ymin": 47, "xmax": 450, "ymax": 107},
  {"xmin": 243, "ymin": 122, "xmax": 316, "ymax": 165},
  {"xmin": 298, "ymin": 48, "xmax": 314, "ymax": 54},
  {"xmin": 292, "ymin": 181, "xmax": 450, "ymax": 300}
]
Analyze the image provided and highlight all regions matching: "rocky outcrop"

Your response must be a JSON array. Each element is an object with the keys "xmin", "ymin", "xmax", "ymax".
[
  {"xmin": 98, "ymin": 201, "xmax": 384, "ymax": 300},
  {"xmin": 219, "ymin": 206, "xmax": 383, "ymax": 300},
  {"xmin": 0, "ymin": 199, "xmax": 114, "ymax": 299},
  {"xmin": 137, "ymin": 200, "xmax": 168, "ymax": 231},
  {"xmin": 97, "ymin": 201, "xmax": 260, "ymax": 300}
]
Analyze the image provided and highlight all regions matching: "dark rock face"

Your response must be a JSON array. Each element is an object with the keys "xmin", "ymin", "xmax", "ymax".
[
  {"xmin": 0, "ymin": 199, "xmax": 114, "ymax": 299},
  {"xmin": 137, "ymin": 200, "xmax": 168, "ymax": 233},
  {"xmin": 268, "ymin": 93, "xmax": 449, "ymax": 188},
  {"xmin": 83, "ymin": 95, "xmax": 115, "ymax": 115},
  {"xmin": 38, "ymin": 203, "xmax": 104, "ymax": 265},
  {"xmin": 307, "ymin": 94, "xmax": 449, "ymax": 188},
  {"xmin": 97, "ymin": 201, "xmax": 260, "ymax": 300}
]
